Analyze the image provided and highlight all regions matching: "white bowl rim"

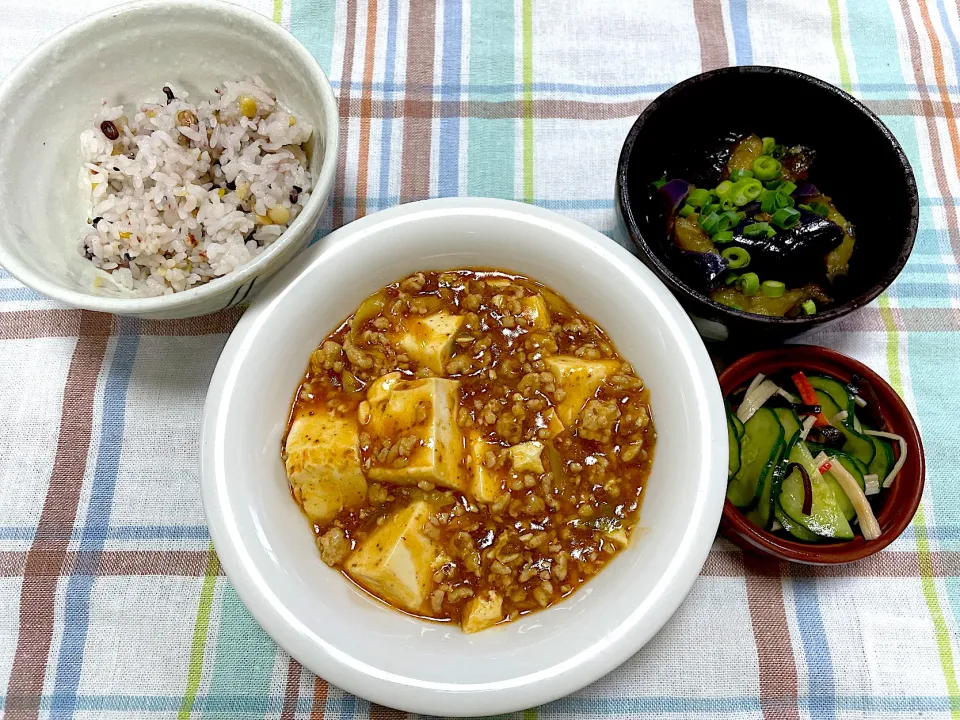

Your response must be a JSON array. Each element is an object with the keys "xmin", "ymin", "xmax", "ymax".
[
  {"xmin": 201, "ymin": 197, "xmax": 726, "ymax": 715},
  {"xmin": 0, "ymin": 0, "xmax": 339, "ymax": 314}
]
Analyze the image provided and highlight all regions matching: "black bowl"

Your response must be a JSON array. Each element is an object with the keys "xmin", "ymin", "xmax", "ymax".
[{"xmin": 615, "ymin": 66, "xmax": 919, "ymax": 344}]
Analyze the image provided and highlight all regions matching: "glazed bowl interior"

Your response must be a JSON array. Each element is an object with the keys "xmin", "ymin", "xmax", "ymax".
[
  {"xmin": 201, "ymin": 199, "xmax": 727, "ymax": 715},
  {"xmin": 718, "ymin": 345, "xmax": 924, "ymax": 564},
  {"xmin": 619, "ymin": 66, "xmax": 918, "ymax": 335},
  {"xmin": 0, "ymin": 0, "xmax": 337, "ymax": 317}
]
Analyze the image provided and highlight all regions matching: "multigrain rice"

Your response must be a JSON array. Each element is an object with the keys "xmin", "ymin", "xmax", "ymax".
[{"xmin": 78, "ymin": 77, "xmax": 313, "ymax": 296}]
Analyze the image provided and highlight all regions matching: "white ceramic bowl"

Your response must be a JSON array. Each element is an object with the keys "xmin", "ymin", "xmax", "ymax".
[
  {"xmin": 201, "ymin": 198, "xmax": 727, "ymax": 715},
  {"xmin": 0, "ymin": 0, "xmax": 338, "ymax": 319}
]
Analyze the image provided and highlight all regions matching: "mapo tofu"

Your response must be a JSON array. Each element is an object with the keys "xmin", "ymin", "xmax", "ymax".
[{"xmin": 282, "ymin": 270, "xmax": 656, "ymax": 633}]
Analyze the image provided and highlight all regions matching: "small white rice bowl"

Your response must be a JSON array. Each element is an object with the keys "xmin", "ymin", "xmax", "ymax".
[{"xmin": 0, "ymin": 0, "xmax": 338, "ymax": 319}]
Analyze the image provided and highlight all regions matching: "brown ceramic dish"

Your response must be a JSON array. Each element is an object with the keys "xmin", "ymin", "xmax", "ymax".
[{"xmin": 718, "ymin": 345, "xmax": 924, "ymax": 564}]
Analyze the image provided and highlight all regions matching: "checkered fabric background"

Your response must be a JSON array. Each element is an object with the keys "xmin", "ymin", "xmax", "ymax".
[{"xmin": 1, "ymin": 0, "xmax": 959, "ymax": 717}]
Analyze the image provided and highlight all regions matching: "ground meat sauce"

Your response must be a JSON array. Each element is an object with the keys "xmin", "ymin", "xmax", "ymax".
[{"xmin": 283, "ymin": 269, "xmax": 656, "ymax": 631}]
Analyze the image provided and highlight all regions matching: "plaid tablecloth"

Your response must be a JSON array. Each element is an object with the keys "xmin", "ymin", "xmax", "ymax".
[{"xmin": 1, "ymin": 0, "xmax": 959, "ymax": 717}]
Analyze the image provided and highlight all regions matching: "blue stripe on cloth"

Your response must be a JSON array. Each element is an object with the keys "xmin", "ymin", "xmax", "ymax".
[
  {"xmin": 438, "ymin": 0, "xmax": 463, "ymax": 197},
  {"xmin": 890, "ymin": 283, "xmax": 960, "ymax": 298},
  {"xmin": 0, "ymin": 525, "xmax": 210, "ymax": 542},
  {"xmin": 51, "ymin": 320, "xmax": 140, "ymax": 720},
  {"xmin": 728, "ymin": 0, "xmax": 753, "ymax": 64},
  {"xmin": 378, "ymin": 0, "xmax": 400, "ymax": 203},
  {"xmin": 4, "ymin": 522, "xmax": 960, "ymax": 544},
  {"xmin": 934, "ymin": 0, "xmax": 960, "ymax": 82},
  {"xmin": 310, "ymin": 195, "xmax": 960, "ymax": 212},
  {"xmin": 324, "ymin": 79, "xmax": 960, "ymax": 96},
  {"xmin": 792, "ymin": 577, "xmax": 837, "ymax": 720},
  {"xmin": 0, "ymin": 286, "xmax": 45, "ymax": 302},
  {"xmin": 0, "ymin": 694, "xmax": 957, "ymax": 714}
]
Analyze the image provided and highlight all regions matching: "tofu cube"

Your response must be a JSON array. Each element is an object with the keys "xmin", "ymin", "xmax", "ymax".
[
  {"xmin": 520, "ymin": 294, "xmax": 551, "ymax": 330},
  {"xmin": 367, "ymin": 377, "xmax": 465, "ymax": 491},
  {"xmin": 344, "ymin": 500, "xmax": 441, "ymax": 614},
  {"xmin": 284, "ymin": 411, "xmax": 367, "ymax": 526},
  {"xmin": 536, "ymin": 408, "xmax": 565, "ymax": 439},
  {"xmin": 394, "ymin": 312, "xmax": 466, "ymax": 375},
  {"xmin": 469, "ymin": 433, "xmax": 505, "ymax": 503},
  {"xmin": 366, "ymin": 371, "xmax": 402, "ymax": 407},
  {"xmin": 544, "ymin": 356, "xmax": 621, "ymax": 426},
  {"xmin": 462, "ymin": 590, "xmax": 504, "ymax": 633},
  {"xmin": 508, "ymin": 441, "xmax": 544, "ymax": 473}
]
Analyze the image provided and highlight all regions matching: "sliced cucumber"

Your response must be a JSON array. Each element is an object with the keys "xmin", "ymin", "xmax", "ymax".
[
  {"xmin": 746, "ymin": 442, "xmax": 785, "ymax": 530},
  {"xmin": 809, "ymin": 375, "xmax": 854, "ymax": 425},
  {"xmin": 780, "ymin": 441, "xmax": 854, "ymax": 540},
  {"xmin": 728, "ymin": 412, "xmax": 741, "ymax": 478},
  {"xmin": 773, "ymin": 407, "xmax": 802, "ymax": 452},
  {"xmin": 815, "ymin": 390, "xmax": 876, "ymax": 467},
  {"xmin": 866, "ymin": 435, "xmax": 894, "ymax": 483},
  {"xmin": 732, "ymin": 413, "xmax": 745, "ymax": 440},
  {"xmin": 775, "ymin": 498, "xmax": 821, "ymax": 542},
  {"xmin": 727, "ymin": 408, "xmax": 784, "ymax": 509}
]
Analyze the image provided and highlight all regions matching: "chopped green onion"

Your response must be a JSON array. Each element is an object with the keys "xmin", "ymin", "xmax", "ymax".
[
  {"xmin": 687, "ymin": 188, "xmax": 711, "ymax": 207},
  {"xmin": 730, "ymin": 168, "xmax": 754, "ymax": 182},
  {"xmin": 809, "ymin": 201, "xmax": 830, "ymax": 217},
  {"xmin": 775, "ymin": 191, "xmax": 796, "ymax": 209},
  {"xmin": 730, "ymin": 178, "xmax": 763, "ymax": 206},
  {"xmin": 743, "ymin": 221, "xmax": 772, "ymax": 238},
  {"xmin": 764, "ymin": 180, "xmax": 784, "ymax": 191},
  {"xmin": 780, "ymin": 181, "xmax": 797, "ymax": 196},
  {"xmin": 738, "ymin": 272, "xmax": 760, "ymax": 296},
  {"xmin": 772, "ymin": 206, "xmax": 801, "ymax": 229},
  {"xmin": 653, "ymin": 178, "xmax": 667, "ymax": 190},
  {"xmin": 751, "ymin": 156, "xmax": 782, "ymax": 182},
  {"xmin": 721, "ymin": 200, "xmax": 735, "ymax": 211},
  {"xmin": 715, "ymin": 180, "xmax": 733, "ymax": 197},
  {"xmin": 723, "ymin": 271, "xmax": 740, "ymax": 285},
  {"xmin": 802, "ymin": 299, "xmax": 817, "ymax": 315},
  {"xmin": 678, "ymin": 203, "xmax": 695, "ymax": 218},
  {"xmin": 717, "ymin": 210, "xmax": 740, "ymax": 232},
  {"xmin": 698, "ymin": 211, "xmax": 721, "ymax": 234},
  {"xmin": 760, "ymin": 189, "xmax": 778, "ymax": 214},
  {"xmin": 722, "ymin": 246, "xmax": 751, "ymax": 269},
  {"xmin": 761, "ymin": 136, "xmax": 776, "ymax": 155},
  {"xmin": 762, "ymin": 280, "xmax": 786, "ymax": 298},
  {"xmin": 702, "ymin": 202, "xmax": 722, "ymax": 216},
  {"xmin": 714, "ymin": 230, "xmax": 735, "ymax": 243}
]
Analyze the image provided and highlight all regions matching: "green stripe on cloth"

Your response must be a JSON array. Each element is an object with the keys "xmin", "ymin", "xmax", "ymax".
[
  {"xmin": 178, "ymin": 546, "xmax": 220, "ymax": 720},
  {"xmin": 290, "ymin": 0, "xmax": 338, "ymax": 76},
  {"xmin": 915, "ymin": 504, "xmax": 960, "ymax": 716},
  {"xmin": 846, "ymin": 3, "xmax": 959, "ymax": 708},
  {"xmin": 880, "ymin": 296, "xmax": 960, "ymax": 715},
  {"xmin": 201, "ymin": 585, "xmax": 279, "ymax": 717},
  {"xmin": 522, "ymin": 0, "xmax": 534, "ymax": 204},
  {"xmin": 467, "ymin": 0, "xmax": 515, "ymax": 198},
  {"xmin": 273, "ymin": 0, "xmax": 282, "ymax": 23},
  {"xmin": 828, "ymin": 0, "xmax": 852, "ymax": 92},
  {"xmin": 523, "ymin": 708, "xmax": 538, "ymax": 719}
]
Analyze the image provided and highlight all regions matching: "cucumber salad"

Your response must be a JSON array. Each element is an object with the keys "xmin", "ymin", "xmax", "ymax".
[{"xmin": 727, "ymin": 369, "xmax": 908, "ymax": 542}]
